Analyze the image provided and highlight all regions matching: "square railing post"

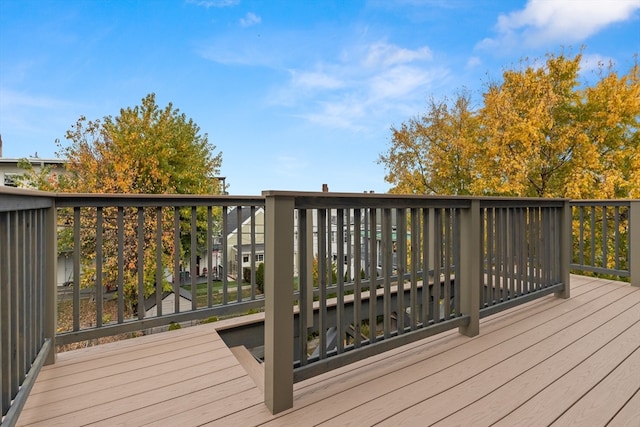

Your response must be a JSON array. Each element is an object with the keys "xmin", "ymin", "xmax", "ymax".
[
  {"xmin": 459, "ymin": 199, "xmax": 480, "ymax": 337},
  {"xmin": 263, "ymin": 193, "xmax": 295, "ymax": 414},
  {"xmin": 44, "ymin": 201, "xmax": 57, "ymax": 365},
  {"xmin": 630, "ymin": 200, "xmax": 639, "ymax": 287},
  {"xmin": 556, "ymin": 200, "xmax": 571, "ymax": 299}
]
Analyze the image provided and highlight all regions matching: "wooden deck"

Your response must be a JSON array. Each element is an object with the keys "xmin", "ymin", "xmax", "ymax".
[{"xmin": 17, "ymin": 275, "xmax": 640, "ymax": 426}]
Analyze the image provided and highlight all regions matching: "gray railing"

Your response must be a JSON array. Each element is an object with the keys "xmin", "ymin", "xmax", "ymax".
[
  {"xmin": 570, "ymin": 200, "xmax": 639, "ymax": 286},
  {"xmin": 1, "ymin": 188, "xmax": 56, "ymax": 427},
  {"xmin": 479, "ymin": 199, "xmax": 568, "ymax": 317},
  {"xmin": 5, "ymin": 187, "xmax": 636, "ymax": 420},
  {"xmin": 53, "ymin": 193, "xmax": 266, "ymax": 345},
  {"xmin": 263, "ymin": 192, "xmax": 571, "ymax": 413}
]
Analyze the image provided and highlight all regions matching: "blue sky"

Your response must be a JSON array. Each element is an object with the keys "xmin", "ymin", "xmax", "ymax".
[{"xmin": 1, "ymin": 0, "xmax": 639, "ymax": 195}]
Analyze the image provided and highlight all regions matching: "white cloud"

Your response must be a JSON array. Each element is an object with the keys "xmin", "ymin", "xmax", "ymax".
[
  {"xmin": 466, "ymin": 56, "xmax": 482, "ymax": 69},
  {"xmin": 0, "ymin": 89, "xmax": 70, "ymax": 110},
  {"xmin": 186, "ymin": 0, "xmax": 240, "ymax": 8},
  {"xmin": 240, "ymin": 12, "xmax": 261, "ymax": 27},
  {"xmin": 480, "ymin": 0, "xmax": 640, "ymax": 49},
  {"xmin": 272, "ymin": 41, "xmax": 440, "ymax": 130},
  {"xmin": 364, "ymin": 42, "xmax": 432, "ymax": 67},
  {"xmin": 290, "ymin": 70, "xmax": 344, "ymax": 90}
]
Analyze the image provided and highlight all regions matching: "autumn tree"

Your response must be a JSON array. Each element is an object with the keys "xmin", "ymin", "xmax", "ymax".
[
  {"xmin": 379, "ymin": 52, "xmax": 640, "ymax": 199},
  {"xmin": 14, "ymin": 159, "xmax": 61, "ymax": 191},
  {"xmin": 55, "ymin": 93, "xmax": 223, "ymax": 309},
  {"xmin": 382, "ymin": 92, "xmax": 479, "ymax": 195}
]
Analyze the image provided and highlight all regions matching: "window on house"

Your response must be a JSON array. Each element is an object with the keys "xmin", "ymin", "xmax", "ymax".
[
  {"xmin": 4, "ymin": 173, "xmax": 18, "ymax": 187},
  {"xmin": 243, "ymin": 256, "xmax": 249, "ymax": 263},
  {"xmin": 256, "ymin": 254, "xmax": 264, "ymax": 262}
]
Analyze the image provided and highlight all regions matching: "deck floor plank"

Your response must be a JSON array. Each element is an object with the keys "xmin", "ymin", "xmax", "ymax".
[
  {"xmin": 421, "ymin": 308, "xmax": 640, "ymax": 426},
  {"xmin": 311, "ymin": 282, "xmax": 638, "ymax": 426},
  {"xmin": 607, "ymin": 388, "xmax": 640, "ymax": 427},
  {"xmin": 17, "ymin": 276, "xmax": 639, "ymax": 427},
  {"xmin": 550, "ymin": 346, "xmax": 640, "ymax": 427},
  {"xmin": 233, "ymin": 279, "xmax": 635, "ymax": 426}
]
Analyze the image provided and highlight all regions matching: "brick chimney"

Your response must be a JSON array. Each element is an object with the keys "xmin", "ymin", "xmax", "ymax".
[{"xmin": 322, "ymin": 183, "xmax": 329, "ymax": 192}]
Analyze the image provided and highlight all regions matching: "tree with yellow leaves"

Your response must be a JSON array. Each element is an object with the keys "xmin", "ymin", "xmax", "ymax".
[
  {"xmin": 379, "ymin": 52, "xmax": 640, "ymax": 199},
  {"xmin": 55, "ymin": 93, "xmax": 223, "ymax": 310}
]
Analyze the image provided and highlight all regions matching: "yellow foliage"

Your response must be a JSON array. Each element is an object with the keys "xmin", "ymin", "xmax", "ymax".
[{"xmin": 380, "ymin": 53, "xmax": 640, "ymax": 199}]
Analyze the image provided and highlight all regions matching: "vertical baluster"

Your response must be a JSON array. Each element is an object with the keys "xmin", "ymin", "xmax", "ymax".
[
  {"xmin": 368, "ymin": 208, "xmax": 377, "ymax": 342},
  {"xmin": 602, "ymin": 205, "xmax": 608, "ymax": 270},
  {"xmin": 410, "ymin": 207, "xmax": 419, "ymax": 329},
  {"xmin": 117, "ymin": 207, "xmax": 124, "ymax": 323},
  {"xmin": 222, "ymin": 206, "xmax": 228, "ymax": 305},
  {"xmin": 336, "ymin": 209, "xmax": 345, "ymax": 353},
  {"xmin": 318, "ymin": 208, "xmax": 327, "ymax": 359},
  {"xmin": 0, "ymin": 211, "xmax": 10, "ymax": 414},
  {"xmin": 207, "ymin": 206, "xmax": 213, "ymax": 307},
  {"xmin": 137, "ymin": 207, "xmax": 145, "ymax": 320},
  {"xmin": 614, "ymin": 205, "xmax": 620, "ymax": 271},
  {"xmin": 453, "ymin": 208, "xmax": 461, "ymax": 317},
  {"xmin": 396, "ymin": 208, "xmax": 406, "ymax": 333},
  {"xmin": 173, "ymin": 208, "xmax": 181, "ymax": 314},
  {"xmin": 486, "ymin": 207, "xmax": 494, "ymax": 306},
  {"xmin": 73, "ymin": 207, "xmax": 81, "ymax": 329},
  {"xmin": 96, "ymin": 207, "xmax": 103, "ymax": 327},
  {"xmin": 155, "ymin": 207, "xmax": 163, "ymax": 317},
  {"xmin": 298, "ymin": 209, "xmax": 308, "ymax": 365},
  {"xmin": 353, "ymin": 208, "xmax": 362, "ymax": 348},
  {"xmin": 382, "ymin": 208, "xmax": 392, "ymax": 338},
  {"xmin": 250, "ymin": 205, "xmax": 256, "ymax": 300},
  {"xmin": 443, "ymin": 208, "xmax": 452, "ymax": 318},
  {"xmin": 480, "ymin": 207, "xmax": 486, "ymax": 308},
  {"xmin": 590, "ymin": 206, "xmax": 596, "ymax": 267},
  {"xmin": 190, "ymin": 206, "xmax": 198, "ymax": 309},
  {"xmin": 433, "ymin": 208, "xmax": 442, "ymax": 321},
  {"xmin": 422, "ymin": 208, "xmax": 430, "ymax": 323},
  {"xmin": 236, "ymin": 206, "xmax": 242, "ymax": 303}
]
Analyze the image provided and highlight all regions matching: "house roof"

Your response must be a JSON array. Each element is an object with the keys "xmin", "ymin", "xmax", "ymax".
[
  {"xmin": 143, "ymin": 287, "xmax": 193, "ymax": 312},
  {"xmin": 225, "ymin": 206, "xmax": 263, "ymax": 237}
]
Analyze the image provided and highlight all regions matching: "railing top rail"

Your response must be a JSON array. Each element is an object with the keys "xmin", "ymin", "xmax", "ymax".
[
  {"xmin": 54, "ymin": 193, "xmax": 265, "ymax": 208},
  {"xmin": 262, "ymin": 190, "xmax": 566, "ymax": 209},
  {"xmin": 0, "ymin": 186, "xmax": 54, "ymax": 211},
  {"xmin": 570, "ymin": 199, "xmax": 634, "ymax": 207},
  {"xmin": 1, "ymin": 186, "xmax": 266, "ymax": 207}
]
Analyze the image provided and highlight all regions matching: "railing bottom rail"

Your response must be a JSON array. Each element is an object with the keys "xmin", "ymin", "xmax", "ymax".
[
  {"xmin": 1, "ymin": 339, "xmax": 51, "ymax": 427},
  {"xmin": 293, "ymin": 315, "xmax": 468, "ymax": 383}
]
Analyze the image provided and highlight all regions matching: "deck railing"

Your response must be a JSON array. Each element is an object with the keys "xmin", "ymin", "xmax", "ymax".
[
  {"xmin": 53, "ymin": 193, "xmax": 266, "ymax": 345},
  {"xmin": 1, "ymin": 189, "xmax": 56, "ymax": 427},
  {"xmin": 3, "ymin": 187, "xmax": 638, "ymax": 420},
  {"xmin": 570, "ymin": 200, "xmax": 639, "ymax": 285},
  {"xmin": 263, "ymin": 192, "xmax": 571, "ymax": 413}
]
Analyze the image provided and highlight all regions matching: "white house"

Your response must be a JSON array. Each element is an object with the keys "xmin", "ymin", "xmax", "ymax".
[{"xmin": 143, "ymin": 288, "xmax": 194, "ymax": 318}]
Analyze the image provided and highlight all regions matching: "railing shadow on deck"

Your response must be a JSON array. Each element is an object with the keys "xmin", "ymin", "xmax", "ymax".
[{"xmin": 0, "ymin": 186, "xmax": 637, "ymax": 422}]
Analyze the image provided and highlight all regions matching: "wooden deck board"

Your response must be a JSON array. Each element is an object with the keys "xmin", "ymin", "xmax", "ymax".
[
  {"xmin": 17, "ymin": 276, "xmax": 640, "ymax": 427},
  {"xmin": 437, "ymin": 310, "xmax": 640, "ymax": 426},
  {"xmin": 307, "ymin": 281, "xmax": 638, "ymax": 426}
]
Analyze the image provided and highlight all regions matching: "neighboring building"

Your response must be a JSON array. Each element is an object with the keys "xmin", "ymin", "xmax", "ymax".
[
  {"xmin": 144, "ymin": 288, "xmax": 194, "ymax": 318},
  {"xmin": 220, "ymin": 206, "xmax": 266, "ymax": 279},
  {"xmin": 0, "ymin": 157, "xmax": 66, "ymax": 188},
  {"xmin": 0, "ymin": 156, "xmax": 71, "ymax": 284}
]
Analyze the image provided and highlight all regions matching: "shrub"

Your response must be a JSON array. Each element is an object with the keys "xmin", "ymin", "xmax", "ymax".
[{"xmin": 256, "ymin": 262, "xmax": 265, "ymax": 292}]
